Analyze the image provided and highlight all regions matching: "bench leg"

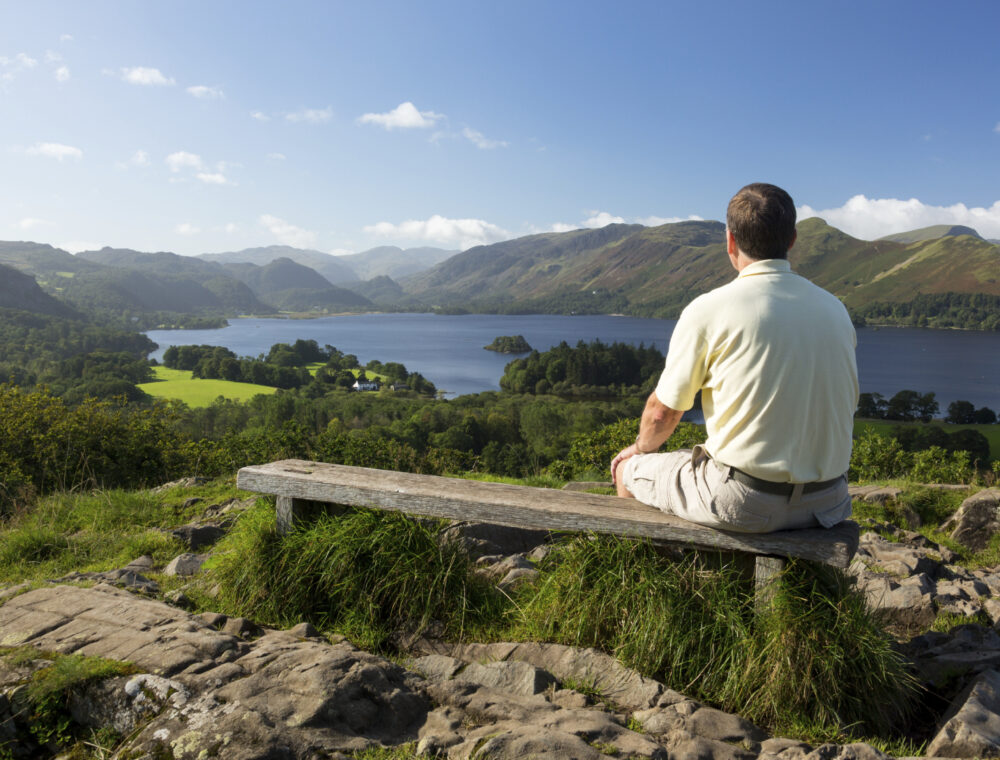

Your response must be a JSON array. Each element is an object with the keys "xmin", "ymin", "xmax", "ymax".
[
  {"xmin": 276, "ymin": 495, "xmax": 309, "ymax": 534},
  {"xmin": 754, "ymin": 556, "xmax": 786, "ymax": 612}
]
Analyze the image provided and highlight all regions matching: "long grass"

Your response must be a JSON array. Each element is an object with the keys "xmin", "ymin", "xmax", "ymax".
[
  {"xmin": 206, "ymin": 500, "xmax": 505, "ymax": 650},
  {"xmin": 512, "ymin": 535, "xmax": 918, "ymax": 739}
]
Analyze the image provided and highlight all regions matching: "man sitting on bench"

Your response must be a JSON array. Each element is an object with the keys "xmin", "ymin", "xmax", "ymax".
[{"xmin": 611, "ymin": 183, "xmax": 859, "ymax": 533}]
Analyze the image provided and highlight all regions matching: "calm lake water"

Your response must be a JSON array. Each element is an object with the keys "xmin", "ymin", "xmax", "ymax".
[{"xmin": 146, "ymin": 314, "xmax": 1000, "ymax": 410}]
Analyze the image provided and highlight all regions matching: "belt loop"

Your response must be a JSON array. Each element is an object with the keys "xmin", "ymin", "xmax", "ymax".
[{"xmin": 790, "ymin": 482, "xmax": 804, "ymax": 505}]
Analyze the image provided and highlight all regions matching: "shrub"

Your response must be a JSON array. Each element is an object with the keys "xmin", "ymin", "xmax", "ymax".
[
  {"xmin": 849, "ymin": 430, "xmax": 910, "ymax": 482},
  {"xmin": 558, "ymin": 418, "xmax": 707, "ymax": 479},
  {"xmin": 909, "ymin": 447, "xmax": 973, "ymax": 484}
]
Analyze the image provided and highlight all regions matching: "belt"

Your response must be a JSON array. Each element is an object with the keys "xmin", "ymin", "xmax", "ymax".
[{"xmin": 726, "ymin": 466, "xmax": 844, "ymax": 497}]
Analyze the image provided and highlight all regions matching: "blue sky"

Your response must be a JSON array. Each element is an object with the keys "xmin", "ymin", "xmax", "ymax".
[{"xmin": 2, "ymin": 0, "xmax": 998, "ymax": 255}]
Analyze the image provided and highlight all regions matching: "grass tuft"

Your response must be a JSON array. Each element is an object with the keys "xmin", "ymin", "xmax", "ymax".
[
  {"xmin": 207, "ymin": 500, "xmax": 504, "ymax": 650},
  {"xmin": 512, "ymin": 535, "xmax": 917, "ymax": 739}
]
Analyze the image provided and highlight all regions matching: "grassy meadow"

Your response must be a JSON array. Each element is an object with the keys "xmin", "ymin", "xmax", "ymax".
[{"xmin": 138, "ymin": 366, "xmax": 278, "ymax": 406}]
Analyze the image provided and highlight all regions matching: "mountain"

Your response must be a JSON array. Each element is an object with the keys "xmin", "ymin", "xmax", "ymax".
[
  {"xmin": 200, "ymin": 246, "xmax": 359, "ymax": 285},
  {"xmin": 397, "ymin": 218, "xmax": 1000, "ymax": 317},
  {"xmin": 335, "ymin": 246, "xmax": 458, "ymax": 281},
  {"xmin": 221, "ymin": 257, "xmax": 372, "ymax": 311},
  {"xmin": 0, "ymin": 262, "xmax": 79, "ymax": 318},
  {"xmin": 879, "ymin": 225, "xmax": 983, "ymax": 244}
]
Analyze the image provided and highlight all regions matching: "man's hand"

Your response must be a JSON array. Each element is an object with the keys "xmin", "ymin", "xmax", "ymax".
[{"xmin": 610, "ymin": 443, "xmax": 640, "ymax": 485}]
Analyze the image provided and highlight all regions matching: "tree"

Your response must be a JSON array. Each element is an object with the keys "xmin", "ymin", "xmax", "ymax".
[
  {"xmin": 972, "ymin": 406, "xmax": 998, "ymax": 425},
  {"xmin": 856, "ymin": 392, "xmax": 887, "ymax": 419},
  {"xmin": 946, "ymin": 400, "xmax": 976, "ymax": 424},
  {"xmin": 885, "ymin": 390, "xmax": 920, "ymax": 422}
]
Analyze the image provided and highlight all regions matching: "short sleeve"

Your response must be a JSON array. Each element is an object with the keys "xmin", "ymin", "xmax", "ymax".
[{"xmin": 654, "ymin": 303, "xmax": 709, "ymax": 411}]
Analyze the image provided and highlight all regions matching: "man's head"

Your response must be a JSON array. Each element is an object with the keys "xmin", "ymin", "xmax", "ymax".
[{"xmin": 726, "ymin": 183, "xmax": 797, "ymax": 261}]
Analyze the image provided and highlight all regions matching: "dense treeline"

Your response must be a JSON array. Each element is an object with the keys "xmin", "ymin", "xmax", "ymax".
[
  {"xmin": 484, "ymin": 335, "xmax": 533, "ymax": 353},
  {"xmin": 0, "ymin": 308, "xmax": 156, "ymax": 399},
  {"xmin": 851, "ymin": 293, "xmax": 1000, "ymax": 331},
  {"xmin": 500, "ymin": 340, "xmax": 664, "ymax": 396}
]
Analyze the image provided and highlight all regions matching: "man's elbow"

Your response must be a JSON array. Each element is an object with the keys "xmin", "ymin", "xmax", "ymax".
[{"xmin": 644, "ymin": 393, "xmax": 680, "ymax": 424}]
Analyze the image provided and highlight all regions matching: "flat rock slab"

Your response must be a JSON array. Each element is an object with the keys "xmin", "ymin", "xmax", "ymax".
[{"xmin": 929, "ymin": 668, "xmax": 1000, "ymax": 757}]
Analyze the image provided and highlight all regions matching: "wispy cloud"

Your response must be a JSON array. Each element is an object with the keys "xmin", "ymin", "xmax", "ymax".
[
  {"xmin": 637, "ymin": 214, "xmax": 704, "ymax": 227},
  {"xmin": 251, "ymin": 111, "xmax": 270, "ymax": 122},
  {"xmin": 119, "ymin": 66, "xmax": 175, "ymax": 86},
  {"xmin": 994, "ymin": 122, "xmax": 1000, "ymax": 134},
  {"xmin": 54, "ymin": 65, "xmax": 70, "ymax": 82},
  {"xmin": 25, "ymin": 142, "xmax": 82, "ymax": 161},
  {"xmin": 17, "ymin": 217, "xmax": 47, "ymax": 230},
  {"xmin": 196, "ymin": 172, "xmax": 230, "ymax": 185},
  {"xmin": 59, "ymin": 240, "xmax": 99, "ymax": 254},
  {"xmin": 358, "ymin": 102, "xmax": 444, "ymax": 130},
  {"xmin": 547, "ymin": 211, "xmax": 702, "ymax": 233},
  {"xmin": 165, "ymin": 151, "xmax": 203, "ymax": 172},
  {"xmin": 259, "ymin": 214, "xmax": 317, "ymax": 248},
  {"xmin": 59, "ymin": 34, "xmax": 73, "ymax": 43},
  {"xmin": 266, "ymin": 152, "xmax": 286, "ymax": 161},
  {"xmin": 364, "ymin": 214, "xmax": 508, "ymax": 249},
  {"xmin": 176, "ymin": 222, "xmax": 200, "ymax": 235},
  {"xmin": 798, "ymin": 195, "xmax": 1000, "ymax": 240},
  {"xmin": 1, "ymin": 52, "xmax": 38, "ymax": 82},
  {"xmin": 462, "ymin": 127, "xmax": 508, "ymax": 150},
  {"xmin": 285, "ymin": 106, "xmax": 332, "ymax": 124},
  {"xmin": 187, "ymin": 85, "xmax": 224, "ymax": 99},
  {"xmin": 130, "ymin": 150, "xmax": 150, "ymax": 167}
]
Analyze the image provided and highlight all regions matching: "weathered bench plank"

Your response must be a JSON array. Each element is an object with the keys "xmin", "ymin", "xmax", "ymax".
[{"xmin": 237, "ymin": 459, "xmax": 859, "ymax": 568}]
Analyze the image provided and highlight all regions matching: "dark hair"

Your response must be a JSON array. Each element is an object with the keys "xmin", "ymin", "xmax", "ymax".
[{"xmin": 726, "ymin": 183, "xmax": 796, "ymax": 260}]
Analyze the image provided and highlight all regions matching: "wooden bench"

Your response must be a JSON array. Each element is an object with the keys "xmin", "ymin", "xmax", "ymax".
[{"xmin": 236, "ymin": 459, "xmax": 860, "ymax": 603}]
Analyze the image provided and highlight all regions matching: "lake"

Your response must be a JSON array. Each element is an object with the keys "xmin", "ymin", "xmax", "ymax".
[{"xmin": 146, "ymin": 313, "xmax": 1000, "ymax": 410}]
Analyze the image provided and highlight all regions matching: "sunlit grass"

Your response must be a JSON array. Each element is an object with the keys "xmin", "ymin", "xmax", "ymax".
[{"xmin": 138, "ymin": 365, "xmax": 277, "ymax": 406}]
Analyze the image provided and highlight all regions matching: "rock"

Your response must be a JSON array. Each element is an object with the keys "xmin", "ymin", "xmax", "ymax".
[
  {"xmin": 441, "ymin": 521, "xmax": 552, "ymax": 557},
  {"xmin": 411, "ymin": 654, "xmax": 465, "ymax": 682},
  {"xmin": 849, "ymin": 485, "xmax": 903, "ymax": 503},
  {"xmin": 151, "ymin": 476, "xmax": 209, "ymax": 493},
  {"xmin": 56, "ymin": 567, "xmax": 160, "ymax": 593},
  {"xmin": 928, "ymin": 668, "xmax": 1000, "ymax": 757},
  {"xmin": 415, "ymin": 640, "xmax": 665, "ymax": 711},
  {"xmin": 942, "ymin": 488, "xmax": 1000, "ymax": 552},
  {"xmin": 170, "ymin": 523, "xmax": 226, "ymax": 550},
  {"xmin": 499, "ymin": 566, "xmax": 540, "ymax": 590},
  {"xmin": 853, "ymin": 573, "xmax": 935, "ymax": 628},
  {"xmin": 165, "ymin": 590, "xmax": 194, "ymax": 609},
  {"xmin": 198, "ymin": 611, "xmax": 228, "ymax": 629},
  {"xmin": 222, "ymin": 616, "xmax": 260, "ymax": 638},
  {"xmin": 804, "ymin": 743, "xmax": 889, "ymax": 760},
  {"xmin": 126, "ymin": 554, "xmax": 155, "ymax": 570},
  {"xmin": 163, "ymin": 552, "xmax": 209, "ymax": 577},
  {"xmin": 456, "ymin": 660, "xmax": 557, "ymax": 696},
  {"xmin": 0, "ymin": 582, "xmax": 31, "ymax": 602},
  {"xmin": 634, "ymin": 701, "xmax": 767, "ymax": 744},
  {"xmin": 287, "ymin": 622, "xmax": 321, "ymax": 639}
]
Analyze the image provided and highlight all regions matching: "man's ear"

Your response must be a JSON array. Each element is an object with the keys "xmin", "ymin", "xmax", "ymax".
[
  {"xmin": 726, "ymin": 228, "xmax": 738, "ymax": 255},
  {"xmin": 789, "ymin": 229, "xmax": 797, "ymax": 252}
]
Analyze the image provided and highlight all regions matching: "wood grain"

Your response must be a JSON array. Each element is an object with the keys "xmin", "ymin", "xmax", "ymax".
[{"xmin": 237, "ymin": 459, "xmax": 859, "ymax": 567}]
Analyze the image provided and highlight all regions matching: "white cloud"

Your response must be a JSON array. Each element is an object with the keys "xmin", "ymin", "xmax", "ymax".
[
  {"xmin": 130, "ymin": 150, "xmax": 150, "ymax": 167},
  {"xmin": 54, "ymin": 65, "xmax": 70, "ymax": 82},
  {"xmin": 165, "ymin": 151, "xmax": 203, "ymax": 172},
  {"xmin": 549, "ymin": 223, "xmax": 577, "ymax": 233},
  {"xmin": 60, "ymin": 34, "xmax": 73, "ymax": 42},
  {"xmin": 798, "ymin": 195, "xmax": 1000, "ymax": 240},
  {"xmin": 583, "ymin": 211, "xmax": 626, "ymax": 228},
  {"xmin": 462, "ymin": 127, "xmax": 508, "ymax": 150},
  {"xmin": 17, "ymin": 217, "xmax": 47, "ymax": 230},
  {"xmin": 196, "ymin": 172, "xmax": 230, "ymax": 185},
  {"xmin": 266, "ymin": 152, "xmax": 286, "ymax": 160},
  {"xmin": 59, "ymin": 240, "xmax": 98, "ymax": 254},
  {"xmin": 637, "ymin": 214, "xmax": 705, "ymax": 226},
  {"xmin": 259, "ymin": 214, "xmax": 317, "ymax": 248},
  {"xmin": 25, "ymin": 142, "xmax": 82, "ymax": 161},
  {"xmin": 224, "ymin": 223, "xmax": 238, "ymax": 234},
  {"xmin": 187, "ymin": 85, "xmax": 224, "ymax": 99},
  {"xmin": 364, "ymin": 215, "xmax": 508, "ymax": 249},
  {"xmin": 329, "ymin": 248, "xmax": 354, "ymax": 256},
  {"xmin": 358, "ymin": 102, "xmax": 444, "ymax": 130},
  {"xmin": 251, "ymin": 111, "xmax": 270, "ymax": 121},
  {"xmin": 1, "ymin": 53, "xmax": 38, "ymax": 81},
  {"xmin": 120, "ymin": 66, "xmax": 174, "ymax": 86},
  {"xmin": 285, "ymin": 106, "xmax": 332, "ymax": 124},
  {"xmin": 176, "ymin": 222, "xmax": 200, "ymax": 235},
  {"xmin": 45, "ymin": 50, "xmax": 61, "ymax": 63}
]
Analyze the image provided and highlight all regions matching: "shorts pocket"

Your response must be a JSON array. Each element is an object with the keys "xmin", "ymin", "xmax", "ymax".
[{"xmin": 814, "ymin": 498, "xmax": 852, "ymax": 528}]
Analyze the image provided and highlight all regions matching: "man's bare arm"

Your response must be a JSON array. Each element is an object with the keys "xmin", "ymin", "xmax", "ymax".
[{"xmin": 611, "ymin": 392, "xmax": 684, "ymax": 493}]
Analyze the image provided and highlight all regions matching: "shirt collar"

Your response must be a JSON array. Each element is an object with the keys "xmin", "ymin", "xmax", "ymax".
[{"xmin": 737, "ymin": 258, "xmax": 792, "ymax": 279}]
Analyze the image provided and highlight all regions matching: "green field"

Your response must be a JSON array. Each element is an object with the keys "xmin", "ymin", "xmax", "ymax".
[
  {"xmin": 854, "ymin": 418, "xmax": 1000, "ymax": 462},
  {"xmin": 138, "ymin": 366, "xmax": 278, "ymax": 407}
]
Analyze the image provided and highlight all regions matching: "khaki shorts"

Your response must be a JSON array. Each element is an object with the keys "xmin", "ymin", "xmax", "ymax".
[{"xmin": 621, "ymin": 445, "xmax": 851, "ymax": 533}]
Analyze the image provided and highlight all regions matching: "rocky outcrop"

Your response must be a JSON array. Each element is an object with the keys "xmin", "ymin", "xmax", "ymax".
[
  {"xmin": 928, "ymin": 668, "xmax": 1000, "ymax": 757},
  {"xmin": 942, "ymin": 488, "xmax": 1000, "ymax": 552},
  {"xmin": 0, "ymin": 584, "xmax": 895, "ymax": 760}
]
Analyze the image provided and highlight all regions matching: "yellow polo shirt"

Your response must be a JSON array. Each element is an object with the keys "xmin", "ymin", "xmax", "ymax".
[{"xmin": 654, "ymin": 259, "xmax": 859, "ymax": 483}]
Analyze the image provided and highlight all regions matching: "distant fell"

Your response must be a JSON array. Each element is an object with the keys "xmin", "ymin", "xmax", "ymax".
[
  {"xmin": 200, "ymin": 245, "xmax": 359, "ymax": 285},
  {"xmin": 879, "ymin": 224, "xmax": 983, "ymax": 244},
  {"xmin": 0, "ymin": 262, "xmax": 79, "ymax": 318}
]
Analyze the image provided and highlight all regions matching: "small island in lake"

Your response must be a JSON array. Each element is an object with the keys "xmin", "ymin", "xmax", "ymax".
[{"xmin": 484, "ymin": 334, "xmax": 533, "ymax": 354}]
